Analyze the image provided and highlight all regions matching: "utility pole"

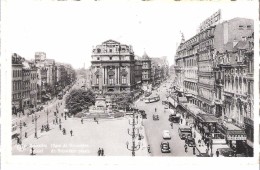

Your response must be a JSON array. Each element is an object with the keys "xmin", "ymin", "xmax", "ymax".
[{"xmin": 19, "ymin": 120, "xmax": 22, "ymax": 145}]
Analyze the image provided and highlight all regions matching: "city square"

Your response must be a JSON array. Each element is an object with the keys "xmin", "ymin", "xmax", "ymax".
[{"xmin": 10, "ymin": 3, "xmax": 255, "ymax": 157}]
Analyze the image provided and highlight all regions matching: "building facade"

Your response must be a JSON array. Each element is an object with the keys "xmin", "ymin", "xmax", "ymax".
[
  {"xmin": 12, "ymin": 53, "xmax": 23, "ymax": 115},
  {"xmin": 91, "ymin": 40, "xmax": 136, "ymax": 94},
  {"xmin": 141, "ymin": 52, "xmax": 152, "ymax": 85}
]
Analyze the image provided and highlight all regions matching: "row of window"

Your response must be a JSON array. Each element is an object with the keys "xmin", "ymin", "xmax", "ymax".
[
  {"xmin": 12, "ymin": 91, "xmax": 31, "ymax": 100},
  {"xmin": 238, "ymin": 25, "xmax": 252, "ymax": 30},
  {"xmin": 96, "ymin": 75, "xmax": 127, "ymax": 85},
  {"xmin": 13, "ymin": 81, "xmax": 37, "ymax": 91}
]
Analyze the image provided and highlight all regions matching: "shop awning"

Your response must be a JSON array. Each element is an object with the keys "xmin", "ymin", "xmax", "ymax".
[
  {"xmin": 183, "ymin": 103, "xmax": 207, "ymax": 117},
  {"xmin": 225, "ymin": 122, "xmax": 247, "ymax": 140},
  {"xmin": 178, "ymin": 97, "xmax": 188, "ymax": 103},
  {"xmin": 197, "ymin": 113, "xmax": 219, "ymax": 123}
]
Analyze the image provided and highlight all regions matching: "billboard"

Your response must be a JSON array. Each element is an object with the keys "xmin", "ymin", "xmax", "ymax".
[{"xmin": 199, "ymin": 10, "xmax": 221, "ymax": 32}]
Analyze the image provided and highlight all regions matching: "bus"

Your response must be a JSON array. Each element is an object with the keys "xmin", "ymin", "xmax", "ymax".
[
  {"xmin": 178, "ymin": 125, "xmax": 192, "ymax": 140},
  {"xmin": 12, "ymin": 118, "xmax": 19, "ymax": 139},
  {"xmin": 144, "ymin": 94, "xmax": 160, "ymax": 103}
]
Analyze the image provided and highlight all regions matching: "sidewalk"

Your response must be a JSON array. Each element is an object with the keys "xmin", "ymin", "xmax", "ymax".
[
  {"xmin": 180, "ymin": 116, "xmax": 213, "ymax": 156},
  {"xmin": 13, "ymin": 115, "xmax": 149, "ymax": 156}
]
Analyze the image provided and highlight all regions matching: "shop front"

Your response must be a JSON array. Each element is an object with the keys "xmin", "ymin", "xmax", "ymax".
[
  {"xmin": 217, "ymin": 122, "xmax": 248, "ymax": 156},
  {"xmin": 196, "ymin": 113, "xmax": 220, "ymax": 139}
]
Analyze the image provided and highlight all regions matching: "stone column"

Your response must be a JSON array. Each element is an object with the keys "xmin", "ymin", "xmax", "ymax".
[{"xmin": 103, "ymin": 66, "xmax": 105, "ymax": 85}]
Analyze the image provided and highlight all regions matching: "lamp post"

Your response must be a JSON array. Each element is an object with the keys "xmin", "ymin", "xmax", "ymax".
[
  {"xmin": 34, "ymin": 114, "xmax": 40, "ymax": 138},
  {"xmin": 46, "ymin": 109, "xmax": 49, "ymax": 130},
  {"xmin": 126, "ymin": 108, "xmax": 141, "ymax": 156},
  {"xmin": 19, "ymin": 120, "xmax": 22, "ymax": 145}
]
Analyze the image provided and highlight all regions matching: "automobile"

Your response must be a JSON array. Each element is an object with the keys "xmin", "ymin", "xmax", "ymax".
[
  {"xmin": 139, "ymin": 110, "xmax": 147, "ymax": 119},
  {"xmin": 162, "ymin": 130, "xmax": 171, "ymax": 139},
  {"xmin": 185, "ymin": 136, "xmax": 196, "ymax": 147},
  {"xmin": 196, "ymin": 153, "xmax": 210, "ymax": 157},
  {"xmin": 153, "ymin": 114, "xmax": 159, "ymax": 120},
  {"xmin": 169, "ymin": 114, "xmax": 181, "ymax": 123},
  {"xmin": 160, "ymin": 141, "xmax": 171, "ymax": 153}
]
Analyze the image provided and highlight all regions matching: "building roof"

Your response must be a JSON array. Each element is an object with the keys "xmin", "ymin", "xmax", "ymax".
[{"xmin": 142, "ymin": 51, "xmax": 150, "ymax": 60}]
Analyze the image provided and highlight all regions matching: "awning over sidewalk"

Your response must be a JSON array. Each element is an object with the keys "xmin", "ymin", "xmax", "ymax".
[
  {"xmin": 178, "ymin": 97, "xmax": 188, "ymax": 103},
  {"xmin": 197, "ymin": 113, "xmax": 219, "ymax": 123},
  {"xmin": 219, "ymin": 122, "xmax": 247, "ymax": 141},
  {"xmin": 183, "ymin": 103, "xmax": 207, "ymax": 117}
]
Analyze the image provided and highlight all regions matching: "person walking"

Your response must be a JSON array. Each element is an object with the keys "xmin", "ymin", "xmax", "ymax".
[
  {"xmin": 81, "ymin": 118, "xmax": 83, "ymax": 124},
  {"xmin": 101, "ymin": 148, "xmax": 104, "ymax": 156},
  {"xmin": 98, "ymin": 148, "xmax": 101, "ymax": 156},
  {"xmin": 65, "ymin": 115, "xmax": 67, "ymax": 120},
  {"xmin": 155, "ymin": 108, "xmax": 157, "ymax": 113},
  {"xmin": 59, "ymin": 118, "xmax": 61, "ymax": 124},
  {"xmin": 59, "ymin": 124, "xmax": 62, "ymax": 130},
  {"xmin": 70, "ymin": 130, "xmax": 73, "ymax": 136},
  {"xmin": 180, "ymin": 118, "xmax": 183, "ymax": 124},
  {"xmin": 193, "ymin": 146, "xmax": 196, "ymax": 155},
  {"xmin": 25, "ymin": 132, "xmax": 27, "ymax": 138},
  {"xmin": 170, "ymin": 122, "xmax": 173, "ymax": 129},
  {"xmin": 184, "ymin": 144, "xmax": 188, "ymax": 153}
]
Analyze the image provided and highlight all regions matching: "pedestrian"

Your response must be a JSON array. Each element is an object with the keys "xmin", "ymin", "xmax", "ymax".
[
  {"xmin": 65, "ymin": 115, "xmax": 67, "ymax": 120},
  {"xmin": 193, "ymin": 146, "xmax": 196, "ymax": 155},
  {"xmin": 98, "ymin": 148, "xmax": 101, "ymax": 156},
  {"xmin": 216, "ymin": 149, "xmax": 219, "ymax": 157},
  {"xmin": 198, "ymin": 139, "xmax": 201, "ymax": 147},
  {"xmin": 184, "ymin": 144, "xmax": 188, "ymax": 153},
  {"xmin": 170, "ymin": 122, "xmax": 173, "ymax": 129},
  {"xmin": 31, "ymin": 147, "xmax": 34, "ymax": 155},
  {"xmin": 81, "ymin": 118, "xmax": 83, "ymax": 124},
  {"xmin": 25, "ymin": 132, "xmax": 27, "ymax": 138},
  {"xmin": 59, "ymin": 118, "xmax": 61, "ymax": 124},
  {"xmin": 61, "ymin": 113, "xmax": 63, "ymax": 117},
  {"xmin": 101, "ymin": 148, "xmax": 104, "ymax": 156},
  {"xmin": 180, "ymin": 118, "xmax": 183, "ymax": 124},
  {"xmin": 53, "ymin": 119, "xmax": 55, "ymax": 125},
  {"xmin": 70, "ymin": 130, "xmax": 73, "ymax": 136},
  {"xmin": 155, "ymin": 108, "xmax": 157, "ymax": 112},
  {"xmin": 59, "ymin": 124, "xmax": 62, "ymax": 130}
]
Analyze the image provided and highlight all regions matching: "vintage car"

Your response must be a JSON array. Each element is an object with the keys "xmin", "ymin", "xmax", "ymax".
[
  {"xmin": 161, "ymin": 141, "xmax": 171, "ymax": 153},
  {"xmin": 162, "ymin": 130, "xmax": 171, "ymax": 139},
  {"xmin": 153, "ymin": 114, "xmax": 159, "ymax": 120}
]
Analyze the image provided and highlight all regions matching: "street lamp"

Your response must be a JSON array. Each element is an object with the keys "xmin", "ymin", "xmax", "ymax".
[
  {"xmin": 34, "ymin": 114, "xmax": 40, "ymax": 138},
  {"xmin": 19, "ymin": 120, "xmax": 22, "ymax": 145},
  {"xmin": 46, "ymin": 109, "xmax": 49, "ymax": 130},
  {"xmin": 126, "ymin": 140, "xmax": 141, "ymax": 156},
  {"xmin": 126, "ymin": 108, "xmax": 141, "ymax": 156}
]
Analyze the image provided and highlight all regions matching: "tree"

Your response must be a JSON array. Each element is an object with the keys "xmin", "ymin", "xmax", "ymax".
[
  {"xmin": 65, "ymin": 88, "xmax": 96, "ymax": 115},
  {"xmin": 111, "ymin": 92, "xmax": 134, "ymax": 110}
]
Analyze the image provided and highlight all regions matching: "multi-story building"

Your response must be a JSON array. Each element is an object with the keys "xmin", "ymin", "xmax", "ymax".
[
  {"xmin": 91, "ymin": 40, "xmax": 136, "ymax": 94},
  {"xmin": 21, "ymin": 62, "xmax": 31, "ymax": 111},
  {"xmin": 213, "ymin": 32, "xmax": 254, "ymax": 155},
  {"xmin": 29, "ymin": 62, "xmax": 38, "ymax": 108},
  {"xmin": 141, "ymin": 52, "xmax": 151, "ymax": 85},
  {"xmin": 134, "ymin": 57, "xmax": 143, "ymax": 89},
  {"xmin": 12, "ymin": 53, "xmax": 23, "ymax": 115},
  {"xmin": 173, "ymin": 17, "xmax": 254, "ymax": 156},
  {"xmin": 46, "ymin": 59, "xmax": 57, "ymax": 96}
]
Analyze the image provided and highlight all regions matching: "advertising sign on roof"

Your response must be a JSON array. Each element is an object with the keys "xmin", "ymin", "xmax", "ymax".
[{"xmin": 199, "ymin": 10, "xmax": 221, "ymax": 32}]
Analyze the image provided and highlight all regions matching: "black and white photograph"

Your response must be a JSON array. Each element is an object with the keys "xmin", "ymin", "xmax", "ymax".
[{"xmin": 1, "ymin": 0, "xmax": 259, "ymax": 170}]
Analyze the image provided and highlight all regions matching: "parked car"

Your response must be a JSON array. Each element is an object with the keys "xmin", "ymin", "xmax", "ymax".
[
  {"xmin": 153, "ymin": 114, "xmax": 159, "ymax": 120},
  {"xmin": 161, "ymin": 141, "xmax": 171, "ymax": 153},
  {"xmin": 36, "ymin": 106, "xmax": 44, "ymax": 112},
  {"xmin": 185, "ymin": 136, "xmax": 196, "ymax": 147},
  {"xmin": 162, "ymin": 130, "xmax": 171, "ymax": 139}
]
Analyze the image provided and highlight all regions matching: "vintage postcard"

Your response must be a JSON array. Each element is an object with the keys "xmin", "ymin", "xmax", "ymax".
[{"xmin": 1, "ymin": 0, "xmax": 259, "ymax": 170}]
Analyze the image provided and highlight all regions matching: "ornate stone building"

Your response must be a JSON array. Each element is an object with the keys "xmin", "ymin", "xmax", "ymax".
[
  {"xmin": 91, "ymin": 40, "xmax": 136, "ymax": 94},
  {"xmin": 141, "ymin": 52, "xmax": 151, "ymax": 85}
]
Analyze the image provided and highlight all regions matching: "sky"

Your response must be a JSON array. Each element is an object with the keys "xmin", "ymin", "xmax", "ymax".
[{"xmin": 3, "ymin": 0, "xmax": 257, "ymax": 69}]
